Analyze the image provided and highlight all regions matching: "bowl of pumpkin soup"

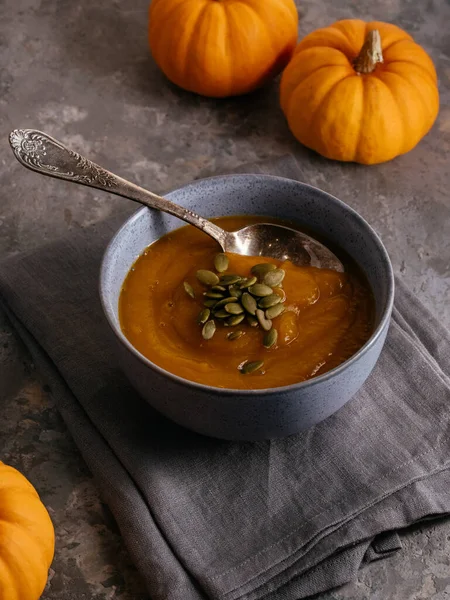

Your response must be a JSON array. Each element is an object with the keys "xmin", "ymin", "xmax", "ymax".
[{"xmin": 100, "ymin": 175, "xmax": 394, "ymax": 441}]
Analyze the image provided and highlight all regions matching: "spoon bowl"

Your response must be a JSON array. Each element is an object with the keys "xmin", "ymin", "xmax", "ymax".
[
  {"xmin": 225, "ymin": 223, "xmax": 344, "ymax": 271},
  {"xmin": 9, "ymin": 129, "xmax": 343, "ymax": 271}
]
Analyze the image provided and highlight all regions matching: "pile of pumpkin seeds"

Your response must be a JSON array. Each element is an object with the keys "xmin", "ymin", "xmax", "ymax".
[{"xmin": 183, "ymin": 253, "xmax": 287, "ymax": 374}]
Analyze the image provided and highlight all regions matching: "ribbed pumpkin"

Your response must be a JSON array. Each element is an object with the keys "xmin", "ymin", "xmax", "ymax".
[
  {"xmin": 149, "ymin": 0, "xmax": 299, "ymax": 98},
  {"xmin": 280, "ymin": 20, "xmax": 439, "ymax": 164},
  {"xmin": 0, "ymin": 462, "xmax": 55, "ymax": 600}
]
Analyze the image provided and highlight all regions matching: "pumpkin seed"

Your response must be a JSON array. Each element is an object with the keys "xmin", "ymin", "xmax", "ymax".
[
  {"xmin": 196, "ymin": 269, "xmax": 220, "ymax": 286},
  {"xmin": 227, "ymin": 314, "xmax": 245, "ymax": 326},
  {"xmin": 220, "ymin": 274, "xmax": 242, "ymax": 285},
  {"xmin": 202, "ymin": 320, "xmax": 216, "ymax": 340},
  {"xmin": 214, "ymin": 253, "xmax": 229, "ymax": 273},
  {"xmin": 265, "ymin": 303, "xmax": 285, "ymax": 319},
  {"xmin": 240, "ymin": 360, "xmax": 264, "ymax": 374},
  {"xmin": 197, "ymin": 308, "xmax": 210, "ymax": 324},
  {"xmin": 183, "ymin": 281, "xmax": 195, "ymax": 299},
  {"xmin": 203, "ymin": 299, "xmax": 217, "ymax": 308},
  {"xmin": 273, "ymin": 287, "xmax": 287, "ymax": 302},
  {"xmin": 214, "ymin": 309, "xmax": 230, "ymax": 318},
  {"xmin": 250, "ymin": 263, "xmax": 277, "ymax": 279},
  {"xmin": 264, "ymin": 268, "xmax": 285, "ymax": 287},
  {"xmin": 247, "ymin": 315, "xmax": 259, "ymax": 327},
  {"xmin": 258, "ymin": 294, "xmax": 282, "ymax": 309},
  {"xmin": 241, "ymin": 292, "xmax": 257, "ymax": 315},
  {"xmin": 256, "ymin": 309, "xmax": 272, "ymax": 331},
  {"xmin": 213, "ymin": 296, "xmax": 238, "ymax": 309},
  {"xmin": 239, "ymin": 276, "xmax": 257, "ymax": 289},
  {"xmin": 225, "ymin": 302, "xmax": 244, "ymax": 315},
  {"xmin": 249, "ymin": 283, "xmax": 273, "ymax": 297},
  {"xmin": 211, "ymin": 285, "xmax": 227, "ymax": 292},
  {"xmin": 227, "ymin": 330, "xmax": 243, "ymax": 341},
  {"xmin": 263, "ymin": 328, "xmax": 278, "ymax": 349},
  {"xmin": 228, "ymin": 284, "xmax": 242, "ymax": 298},
  {"xmin": 205, "ymin": 291, "xmax": 225, "ymax": 299}
]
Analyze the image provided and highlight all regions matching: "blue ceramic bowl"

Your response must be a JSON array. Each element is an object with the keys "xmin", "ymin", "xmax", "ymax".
[{"xmin": 100, "ymin": 175, "xmax": 394, "ymax": 441}]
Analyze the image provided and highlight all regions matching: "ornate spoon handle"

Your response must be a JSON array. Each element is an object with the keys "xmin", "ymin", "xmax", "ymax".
[{"xmin": 9, "ymin": 129, "xmax": 227, "ymax": 247}]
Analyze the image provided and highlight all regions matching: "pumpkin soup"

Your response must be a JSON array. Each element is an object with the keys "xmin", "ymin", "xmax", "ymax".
[{"xmin": 119, "ymin": 216, "xmax": 374, "ymax": 390}]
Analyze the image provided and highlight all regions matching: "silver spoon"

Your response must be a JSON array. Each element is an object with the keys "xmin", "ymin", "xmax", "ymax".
[{"xmin": 9, "ymin": 129, "xmax": 343, "ymax": 271}]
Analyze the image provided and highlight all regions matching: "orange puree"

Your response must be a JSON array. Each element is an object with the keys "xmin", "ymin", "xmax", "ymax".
[{"xmin": 119, "ymin": 216, "xmax": 374, "ymax": 390}]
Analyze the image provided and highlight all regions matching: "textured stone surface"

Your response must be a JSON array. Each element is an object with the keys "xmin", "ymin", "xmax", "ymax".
[{"xmin": 0, "ymin": 0, "xmax": 449, "ymax": 598}]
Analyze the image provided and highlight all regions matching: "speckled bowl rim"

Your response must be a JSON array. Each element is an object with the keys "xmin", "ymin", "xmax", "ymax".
[{"xmin": 100, "ymin": 174, "xmax": 395, "ymax": 397}]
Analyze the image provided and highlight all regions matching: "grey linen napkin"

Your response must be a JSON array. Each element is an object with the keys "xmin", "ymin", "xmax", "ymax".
[{"xmin": 1, "ymin": 155, "xmax": 450, "ymax": 600}]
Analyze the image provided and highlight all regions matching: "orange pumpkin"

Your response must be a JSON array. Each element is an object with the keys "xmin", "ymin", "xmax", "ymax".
[
  {"xmin": 280, "ymin": 20, "xmax": 439, "ymax": 164},
  {"xmin": 0, "ymin": 462, "xmax": 55, "ymax": 600},
  {"xmin": 149, "ymin": 0, "xmax": 299, "ymax": 98}
]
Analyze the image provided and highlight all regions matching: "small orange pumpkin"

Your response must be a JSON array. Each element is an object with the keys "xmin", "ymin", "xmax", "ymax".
[
  {"xmin": 0, "ymin": 462, "xmax": 55, "ymax": 600},
  {"xmin": 280, "ymin": 20, "xmax": 439, "ymax": 164},
  {"xmin": 149, "ymin": 0, "xmax": 299, "ymax": 98}
]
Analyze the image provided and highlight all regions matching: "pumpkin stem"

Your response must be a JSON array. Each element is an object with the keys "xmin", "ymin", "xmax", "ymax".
[{"xmin": 353, "ymin": 29, "xmax": 383, "ymax": 74}]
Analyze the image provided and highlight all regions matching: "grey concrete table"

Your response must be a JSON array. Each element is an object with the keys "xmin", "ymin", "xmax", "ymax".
[{"xmin": 1, "ymin": 0, "xmax": 449, "ymax": 598}]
